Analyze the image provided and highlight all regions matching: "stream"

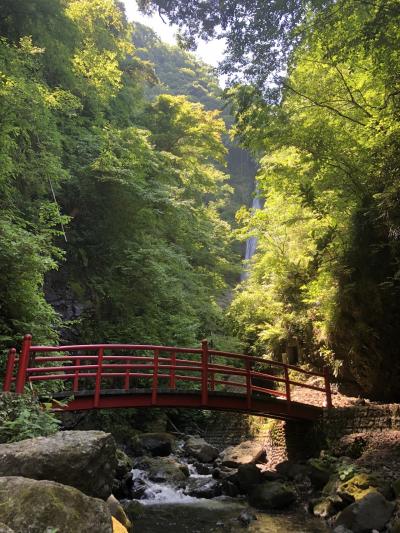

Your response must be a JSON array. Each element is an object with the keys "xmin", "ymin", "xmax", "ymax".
[
  {"xmin": 127, "ymin": 451, "xmax": 330, "ymax": 533},
  {"xmin": 134, "ymin": 499, "xmax": 330, "ymax": 533}
]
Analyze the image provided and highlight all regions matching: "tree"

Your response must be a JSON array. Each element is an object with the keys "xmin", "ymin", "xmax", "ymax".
[{"xmin": 227, "ymin": 0, "xmax": 400, "ymax": 399}]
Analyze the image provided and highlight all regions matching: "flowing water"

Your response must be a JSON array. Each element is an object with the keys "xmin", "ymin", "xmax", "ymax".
[
  {"xmin": 130, "ymin": 460, "xmax": 330, "ymax": 533},
  {"xmin": 134, "ymin": 498, "xmax": 330, "ymax": 533},
  {"xmin": 241, "ymin": 193, "xmax": 262, "ymax": 281}
]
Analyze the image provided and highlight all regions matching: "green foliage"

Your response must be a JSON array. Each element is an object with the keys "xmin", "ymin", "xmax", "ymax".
[
  {"xmin": 0, "ymin": 394, "xmax": 60, "ymax": 443},
  {"xmin": 0, "ymin": 0, "xmax": 240, "ymax": 362},
  {"xmin": 227, "ymin": 0, "xmax": 400, "ymax": 398},
  {"xmin": 133, "ymin": 22, "xmax": 256, "ymax": 226}
]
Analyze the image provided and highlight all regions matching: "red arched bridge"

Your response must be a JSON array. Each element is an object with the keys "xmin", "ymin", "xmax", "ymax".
[{"xmin": 2, "ymin": 335, "xmax": 332, "ymax": 420}]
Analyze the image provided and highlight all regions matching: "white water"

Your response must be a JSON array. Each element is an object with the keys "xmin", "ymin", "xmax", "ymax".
[
  {"xmin": 241, "ymin": 192, "xmax": 262, "ymax": 281},
  {"xmin": 131, "ymin": 468, "xmax": 198, "ymax": 504}
]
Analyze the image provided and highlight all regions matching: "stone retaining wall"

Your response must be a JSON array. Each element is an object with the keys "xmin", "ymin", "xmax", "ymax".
[
  {"xmin": 203, "ymin": 403, "xmax": 400, "ymax": 468},
  {"xmin": 321, "ymin": 404, "xmax": 400, "ymax": 442}
]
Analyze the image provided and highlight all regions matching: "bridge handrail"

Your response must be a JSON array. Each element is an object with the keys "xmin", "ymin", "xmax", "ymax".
[{"xmin": 2, "ymin": 334, "xmax": 332, "ymax": 410}]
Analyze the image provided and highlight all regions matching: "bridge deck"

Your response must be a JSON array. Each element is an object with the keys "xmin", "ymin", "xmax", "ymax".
[{"xmin": 49, "ymin": 388, "xmax": 322, "ymax": 420}]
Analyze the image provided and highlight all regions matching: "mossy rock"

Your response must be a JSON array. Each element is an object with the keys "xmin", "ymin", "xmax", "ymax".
[
  {"xmin": 107, "ymin": 495, "xmax": 132, "ymax": 532},
  {"xmin": 116, "ymin": 449, "xmax": 133, "ymax": 479},
  {"xmin": 312, "ymin": 497, "xmax": 337, "ymax": 519},
  {"xmin": 0, "ymin": 476, "xmax": 112, "ymax": 533},
  {"xmin": 130, "ymin": 433, "xmax": 175, "ymax": 457},
  {"xmin": 0, "ymin": 430, "xmax": 117, "ymax": 499},
  {"xmin": 123, "ymin": 499, "xmax": 145, "ymax": 520},
  {"xmin": 248, "ymin": 481, "xmax": 296, "ymax": 510},
  {"xmin": 322, "ymin": 474, "xmax": 340, "ymax": 496},
  {"xmin": 307, "ymin": 458, "xmax": 334, "ymax": 489},
  {"xmin": 335, "ymin": 492, "xmax": 395, "ymax": 533},
  {"xmin": 337, "ymin": 473, "xmax": 379, "ymax": 503},
  {"xmin": 134, "ymin": 456, "xmax": 189, "ymax": 482}
]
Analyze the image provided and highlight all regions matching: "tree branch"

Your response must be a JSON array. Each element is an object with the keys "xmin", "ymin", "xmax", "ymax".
[{"xmin": 283, "ymin": 83, "xmax": 367, "ymax": 126}]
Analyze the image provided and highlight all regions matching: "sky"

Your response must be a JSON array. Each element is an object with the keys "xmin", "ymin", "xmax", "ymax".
[{"xmin": 121, "ymin": 0, "xmax": 226, "ymax": 68}]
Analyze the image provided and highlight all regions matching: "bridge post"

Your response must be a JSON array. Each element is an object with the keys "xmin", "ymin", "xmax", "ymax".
[
  {"xmin": 169, "ymin": 351, "xmax": 176, "ymax": 389},
  {"xmin": 201, "ymin": 340, "xmax": 209, "ymax": 405},
  {"xmin": 152, "ymin": 349, "xmax": 159, "ymax": 404},
  {"xmin": 3, "ymin": 348, "xmax": 16, "ymax": 392},
  {"xmin": 284, "ymin": 365, "xmax": 291, "ymax": 406},
  {"xmin": 15, "ymin": 334, "xmax": 32, "ymax": 393},
  {"xmin": 323, "ymin": 366, "xmax": 332, "ymax": 409},
  {"xmin": 94, "ymin": 348, "xmax": 104, "ymax": 408},
  {"xmin": 245, "ymin": 359, "xmax": 252, "ymax": 409},
  {"xmin": 73, "ymin": 358, "xmax": 81, "ymax": 392}
]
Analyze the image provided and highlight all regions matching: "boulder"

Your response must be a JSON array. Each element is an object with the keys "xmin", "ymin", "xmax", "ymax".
[
  {"xmin": 115, "ymin": 449, "xmax": 133, "ymax": 479},
  {"xmin": 248, "ymin": 481, "xmax": 296, "ymax": 510},
  {"xmin": 122, "ymin": 499, "xmax": 145, "ymax": 521},
  {"xmin": 0, "ymin": 476, "xmax": 112, "ymax": 533},
  {"xmin": 130, "ymin": 432, "xmax": 175, "ymax": 457},
  {"xmin": 276, "ymin": 461, "xmax": 310, "ymax": 481},
  {"xmin": 135, "ymin": 456, "xmax": 189, "ymax": 483},
  {"xmin": 311, "ymin": 497, "xmax": 337, "ymax": 519},
  {"xmin": 106, "ymin": 495, "xmax": 132, "ymax": 532},
  {"xmin": 0, "ymin": 430, "xmax": 116, "ymax": 499},
  {"xmin": 335, "ymin": 492, "xmax": 395, "ymax": 533},
  {"xmin": 220, "ymin": 441, "xmax": 265, "ymax": 468},
  {"xmin": 113, "ymin": 471, "xmax": 134, "ymax": 500},
  {"xmin": 184, "ymin": 437, "xmax": 219, "ymax": 463},
  {"xmin": 307, "ymin": 458, "xmax": 333, "ymax": 489},
  {"xmin": 184, "ymin": 477, "xmax": 221, "ymax": 498},
  {"xmin": 336, "ymin": 473, "xmax": 379, "ymax": 503},
  {"xmin": 193, "ymin": 462, "xmax": 212, "ymax": 475},
  {"xmin": 236, "ymin": 463, "xmax": 263, "ymax": 493},
  {"xmin": 212, "ymin": 465, "xmax": 238, "ymax": 481},
  {"xmin": 221, "ymin": 480, "xmax": 239, "ymax": 497}
]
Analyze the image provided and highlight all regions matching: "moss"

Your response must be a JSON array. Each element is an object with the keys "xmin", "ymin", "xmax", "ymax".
[
  {"xmin": 0, "ymin": 477, "xmax": 112, "ymax": 533},
  {"xmin": 123, "ymin": 500, "xmax": 144, "ymax": 520},
  {"xmin": 337, "ymin": 473, "xmax": 379, "ymax": 501}
]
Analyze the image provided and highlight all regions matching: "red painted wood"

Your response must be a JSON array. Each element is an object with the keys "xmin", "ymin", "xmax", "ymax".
[
  {"xmin": 9, "ymin": 334, "xmax": 333, "ymax": 420},
  {"xmin": 152, "ymin": 349, "xmax": 159, "ymax": 405},
  {"xmin": 15, "ymin": 334, "xmax": 32, "ymax": 393},
  {"xmin": 246, "ymin": 359, "xmax": 251, "ymax": 409},
  {"xmin": 57, "ymin": 392, "xmax": 322, "ymax": 421},
  {"xmin": 94, "ymin": 348, "xmax": 104, "ymax": 408},
  {"xmin": 284, "ymin": 366, "xmax": 291, "ymax": 405},
  {"xmin": 73, "ymin": 358, "xmax": 80, "ymax": 392},
  {"xmin": 201, "ymin": 340, "xmax": 209, "ymax": 405},
  {"xmin": 169, "ymin": 352, "xmax": 176, "ymax": 389}
]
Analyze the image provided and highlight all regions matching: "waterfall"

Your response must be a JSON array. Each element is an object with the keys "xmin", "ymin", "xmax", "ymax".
[{"xmin": 241, "ymin": 192, "xmax": 262, "ymax": 281}]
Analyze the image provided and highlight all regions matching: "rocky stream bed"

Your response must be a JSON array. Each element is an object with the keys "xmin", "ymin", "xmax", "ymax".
[{"xmin": 0, "ymin": 428, "xmax": 399, "ymax": 532}]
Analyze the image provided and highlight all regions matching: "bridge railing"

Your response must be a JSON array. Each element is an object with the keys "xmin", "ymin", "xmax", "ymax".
[{"xmin": 2, "ymin": 334, "xmax": 332, "ymax": 409}]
